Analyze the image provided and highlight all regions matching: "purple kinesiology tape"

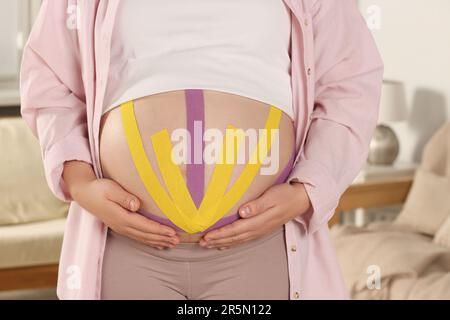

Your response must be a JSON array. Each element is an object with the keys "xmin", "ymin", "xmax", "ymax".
[{"xmin": 138, "ymin": 89, "xmax": 295, "ymax": 234}]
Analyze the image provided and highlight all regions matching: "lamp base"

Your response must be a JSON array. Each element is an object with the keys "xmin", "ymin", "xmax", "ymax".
[{"xmin": 368, "ymin": 124, "xmax": 400, "ymax": 165}]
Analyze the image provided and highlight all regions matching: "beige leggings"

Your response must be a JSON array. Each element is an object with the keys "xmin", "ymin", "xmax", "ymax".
[{"xmin": 101, "ymin": 226, "xmax": 289, "ymax": 300}]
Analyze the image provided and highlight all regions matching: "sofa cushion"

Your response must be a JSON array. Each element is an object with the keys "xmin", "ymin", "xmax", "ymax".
[
  {"xmin": 331, "ymin": 222, "xmax": 450, "ymax": 300},
  {"xmin": 434, "ymin": 216, "xmax": 450, "ymax": 248},
  {"xmin": 394, "ymin": 168, "xmax": 450, "ymax": 236},
  {"xmin": 0, "ymin": 218, "xmax": 65, "ymax": 269},
  {"xmin": 0, "ymin": 117, "xmax": 68, "ymax": 225}
]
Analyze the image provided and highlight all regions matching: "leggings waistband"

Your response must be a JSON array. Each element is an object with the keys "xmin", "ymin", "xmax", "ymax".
[{"xmin": 107, "ymin": 225, "xmax": 285, "ymax": 262}]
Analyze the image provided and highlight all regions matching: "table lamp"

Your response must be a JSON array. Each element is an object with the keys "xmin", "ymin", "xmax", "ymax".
[{"xmin": 368, "ymin": 80, "xmax": 408, "ymax": 165}]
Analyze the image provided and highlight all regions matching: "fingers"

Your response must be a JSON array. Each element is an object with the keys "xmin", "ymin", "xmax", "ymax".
[
  {"xmin": 200, "ymin": 219, "xmax": 253, "ymax": 248},
  {"xmin": 203, "ymin": 219, "xmax": 248, "ymax": 241},
  {"xmin": 103, "ymin": 181, "xmax": 177, "ymax": 237},
  {"xmin": 108, "ymin": 204, "xmax": 179, "ymax": 247},
  {"xmin": 201, "ymin": 232, "xmax": 252, "ymax": 248},
  {"xmin": 201, "ymin": 220, "xmax": 253, "ymax": 247},
  {"xmin": 124, "ymin": 226, "xmax": 179, "ymax": 249},
  {"xmin": 201, "ymin": 206, "xmax": 283, "ymax": 248},
  {"xmin": 105, "ymin": 180, "xmax": 141, "ymax": 212},
  {"xmin": 238, "ymin": 189, "xmax": 275, "ymax": 218},
  {"xmin": 126, "ymin": 211, "xmax": 178, "ymax": 237}
]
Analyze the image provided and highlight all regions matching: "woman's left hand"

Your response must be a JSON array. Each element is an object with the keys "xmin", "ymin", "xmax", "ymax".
[{"xmin": 199, "ymin": 182, "xmax": 311, "ymax": 249}]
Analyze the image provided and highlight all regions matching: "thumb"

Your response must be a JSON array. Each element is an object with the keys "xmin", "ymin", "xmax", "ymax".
[
  {"xmin": 238, "ymin": 192, "xmax": 273, "ymax": 218},
  {"xmin": 107, "ymin": 182, "xmax": 141, "ymax": 212}
]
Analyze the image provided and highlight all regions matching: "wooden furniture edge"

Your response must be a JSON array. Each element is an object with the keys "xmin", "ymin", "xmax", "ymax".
[
  {"xmin": 0, "ymin": 264, "xmax": 59, "ymax": 292},
  {"xmin": 328, "ymin": 176, "xmax": 414, "ymax": 227}
]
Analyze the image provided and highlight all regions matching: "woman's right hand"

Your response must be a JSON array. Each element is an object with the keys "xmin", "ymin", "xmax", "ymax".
[{"xmin": 63, "ymin": 161, "xmax": 180, "ymax": 250}]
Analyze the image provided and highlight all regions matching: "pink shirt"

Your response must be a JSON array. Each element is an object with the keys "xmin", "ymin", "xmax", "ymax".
[{"xmin": 20, "ymin": 0, "xmax": 383, "ymax": 300}]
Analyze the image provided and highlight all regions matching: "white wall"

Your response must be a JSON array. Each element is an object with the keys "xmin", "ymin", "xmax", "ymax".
[
  {"xmin": 0, "ymin": 0, "xmax": 41, "ymax": 106},
  {"xmin": 360, "ymin": 0, "xmax": 450, "ymax": 163},
  {"xmin": 0, "ymin": 1, "xmax": 20, "ymax": 80}
]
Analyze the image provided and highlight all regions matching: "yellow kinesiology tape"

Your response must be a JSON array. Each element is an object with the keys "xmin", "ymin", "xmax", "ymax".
[{"xmin": 121, "ymin": 100, "xmax": 281, "ymax": 233}]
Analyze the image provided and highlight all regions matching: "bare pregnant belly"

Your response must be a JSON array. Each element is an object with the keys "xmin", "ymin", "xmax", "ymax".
[{"xmin": 99, "ymin": 90, "xmax": 295, "ymax": 234}]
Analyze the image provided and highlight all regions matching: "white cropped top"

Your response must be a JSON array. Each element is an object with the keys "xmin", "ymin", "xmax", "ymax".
[{"xmin": 103, "ymin": 0, "xmax": 293, "ymax": 118}]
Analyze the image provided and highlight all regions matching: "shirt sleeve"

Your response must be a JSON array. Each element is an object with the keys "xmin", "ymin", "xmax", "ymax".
[
  {"xmin": 287, "ymin": 0, "xmax": 384, "ymax": 234},
  {"xmin": 20, "ymin": 0, "xmax": 93, "ymax": 202}
]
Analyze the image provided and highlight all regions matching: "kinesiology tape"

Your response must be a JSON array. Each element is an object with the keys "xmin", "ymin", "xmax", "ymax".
[{"xmin": 120, "ymin": 90, "xmax": 282, "ymax": 234}]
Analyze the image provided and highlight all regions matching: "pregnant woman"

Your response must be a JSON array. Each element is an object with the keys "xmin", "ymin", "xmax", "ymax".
[{"xmin": 20, "ymin": 0, "xmax": 383, "ymax": 300}]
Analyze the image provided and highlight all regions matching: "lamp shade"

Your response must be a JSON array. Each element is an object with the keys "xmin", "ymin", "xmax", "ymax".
[{"xmin": 378, "ymin": 80, "xmax": 408, "ymax": 124}]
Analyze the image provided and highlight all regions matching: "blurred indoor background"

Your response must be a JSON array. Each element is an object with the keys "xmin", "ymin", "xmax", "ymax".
[{"xmin": 0, "ymin": 0, "xmax": 449, "ymax": 300}]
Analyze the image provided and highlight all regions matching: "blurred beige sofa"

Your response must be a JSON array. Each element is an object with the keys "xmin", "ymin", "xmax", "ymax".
[
  {"xmin": 331, "ymin": 123, "xmax": 450, "ymax": 299},
  {"xmin": 0, "ymin": 117, "xmax": 67, "ymax": 291}
]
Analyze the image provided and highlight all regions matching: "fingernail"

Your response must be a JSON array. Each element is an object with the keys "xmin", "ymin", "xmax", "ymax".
[
  {"xmin": 129, "ymin": 199, "xmax": 136, "ymax": 210},
  {"xmin": 240, "ymin": 206, "xmax": 251, "ymax": 217}
]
